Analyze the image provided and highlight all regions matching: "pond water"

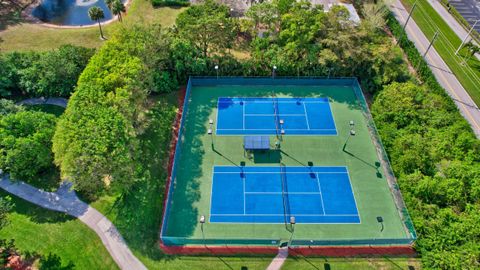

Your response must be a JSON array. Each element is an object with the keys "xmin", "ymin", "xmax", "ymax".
[{"xmin": 32, "ymin": 0, "xmax": 118, "ymax": 26}]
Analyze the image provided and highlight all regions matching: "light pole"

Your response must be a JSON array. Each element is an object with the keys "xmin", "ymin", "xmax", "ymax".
[
  {"xmin": 288, "ymin": 216, "xmax": 296, "ymax": 247},
  {"xmin": 214, "ymin": 65, "xmax": 219, "ymax": 79},
  {"xmin": 272, "ymin": 65, "xmax": 277, "ymax": 79},
  {"xmin": 343, "ymin": 121, "xmax": 355, "ymax": 151},
  {"xmin": 396, "ymin": 1, "xmax": 417, "ymax": 45},
  {"xmin": 376, "ymin": 216, "xmax": 384, "ymax": 232},
  {"xmin": 200, "ymin": 215, "xmax": 206, "ymax": 248},
  {"xmin": 456, "ymin": 19, "xmax": 479, "ymax": 55}
]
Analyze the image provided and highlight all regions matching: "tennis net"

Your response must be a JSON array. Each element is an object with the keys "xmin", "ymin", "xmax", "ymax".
[
  {"xmin": 279, "ymin": 163, "xmax": 290, "ymax": 225},
  {"xmin": 273, "ymin": 98, "xmax": 281, "ymax": 140}
]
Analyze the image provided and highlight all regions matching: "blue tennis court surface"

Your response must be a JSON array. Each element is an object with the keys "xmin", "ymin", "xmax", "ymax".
[
  {"xmin": 216, "ymin": 97, "xmax": 337, "ymax": 135},
  {"xmin": 210, "ymin": 166, "xmax": 359, "ymax": 223}
]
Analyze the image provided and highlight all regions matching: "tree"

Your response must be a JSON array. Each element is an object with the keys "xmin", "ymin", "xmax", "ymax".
[
  {"xmin": 0, "ymin": 111, "xmax": 57, "ymax": 183},
  {"xmin": 105, "ymin": 0, "xmax": 114, "ymax": 10},
  {"xmin": 0, "ymin": 198, "xmax": 13, "ymax": 230},
  {"xmin": 0, "ymin": 46, "xmax": 94, "ymax": 98},
  {"xmin": 53, "ymin": 30, "xmax": 148, "ymax": 197},
  {"xmin": 39, "ymin": 253, "xmax": 75, "ymax": 270},
  {"xmin": 463, "ymin": 41, "xmax": 480, "ymax": 64},
  {"xmin": 175, "ymin": 0, "xmax": 237, "ymax": 57},
  {"xmin": 0, "ymin": 99, "xmax": 24, "ymax": 116},
  {"xmin": 18, "ymin": 45, "xmax": 95, "ymax": 97},
  {"xmin": 244, "ymin": 1, "xmax": 278, "ymax": 35},
  {"xmin": 112, "ymin": 0, "xmax": 126, "ymax": 22},
  {"xmin": 88, "ymin": 6, "xmax": 105, "ymax": 40}
]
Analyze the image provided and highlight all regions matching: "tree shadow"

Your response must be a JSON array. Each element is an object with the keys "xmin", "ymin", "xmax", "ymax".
[
  {"xmin": 252, "ymin": 150, "xmax": 281, "ymax": 163},
  {"xmin": 0, "ymin": 190, "xmax": 74, "ymax": 224},
  {"xmin": 0, "ymin": 0, "xmax": 35, "ymax": 31}
]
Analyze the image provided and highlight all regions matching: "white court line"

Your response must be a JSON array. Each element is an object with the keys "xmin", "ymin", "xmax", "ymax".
[
  {"xmin": 210, "ymin": 214, "xmax": 359, "ymax": 217},
  {"xmin": 244, "ymin": 114, "xmax": 306, "ymax": 116},
  {"xmin": 245, "ymin": 191, "xmax": 322, "ymax": 195},
  {"xmin": 315, "ymin": 173, "xmax": 326, "ymax": 215},
  {"xmin": 242, "ymin": 101, "xmax": 245, "ymax": 130},
  {"xmin": 213, "ymin": 172, "xmax": 348, "ymax": 174},
  {"xmin": 216, "ymin": 128, "xmax": 337, "ymax": 131},
  {"xmin": 219, "ymin": 101, "xmax": 329, "ymax": 104},
  {"xmin": 303, "ymin": 102, "xmax": 311, "ymax": 130}
]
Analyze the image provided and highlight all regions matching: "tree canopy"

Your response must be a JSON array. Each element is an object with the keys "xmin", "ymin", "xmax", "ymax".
[
  {"xmin": 0, "ymin": 45, "xmax": 94, "ymax": 98},
  {"xmin": 0, "ymin": 111, "xmax": 57, "ymax": 182},
  {"xmin": 52, "ymin": 30, "xmax": 149, "ymax": 197}
]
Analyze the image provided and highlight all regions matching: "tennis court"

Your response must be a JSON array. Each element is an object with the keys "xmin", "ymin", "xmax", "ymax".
[
  {"xmin": 160, "ymin": 78, "xmax": 416, "ymax": 248},
  {"xmin": 210, "ymin": 166, "xmax": 359, "ymax": 224},
  {"xmin": 216, "ymin": 97, "xmax": 337, "ymax": 135}
]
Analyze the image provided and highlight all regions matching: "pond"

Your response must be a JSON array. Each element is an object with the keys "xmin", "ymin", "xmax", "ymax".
[{"xmin": 32, "ymin": 0, "xmax": 120, "ymax": 26}]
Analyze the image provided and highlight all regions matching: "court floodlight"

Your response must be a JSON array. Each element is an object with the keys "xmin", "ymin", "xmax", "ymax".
[
  {"xmin": 209, "ymin": 119, "xmax": 213, "ymax": 124},
  {"xmin": 200, "ymin": 215, "xmax": 205, "ymax": 224},
  {"xmin": 377, "ymin": 216, "xmax": 384, "ymax": 232},
  {"xmin": 349, "ymin": 120, "xmax": 354, "ymax": 127},
  {"xmin": 208, "ymin": 129, "xmax": 212, "ymax": 135},
  {"xmin": 350, "ymin": 130, "xmax": 355, "ymax": 136},
  {"xmin": 290, "ymin": 216, "xmax": 296, "ymax": 225}
]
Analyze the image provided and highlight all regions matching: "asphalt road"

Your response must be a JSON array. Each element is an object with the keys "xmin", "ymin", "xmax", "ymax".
[
  {"xmin": 389, "ymin": 0, "xmax": 480, "ymax": 137},
  {"xmin": 448, "ymin": 0, "xmax": 480, "ymax": 33}
]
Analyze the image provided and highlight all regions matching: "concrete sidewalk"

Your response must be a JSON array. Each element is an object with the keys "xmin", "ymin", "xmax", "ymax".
[
  {"xmin": 0, "ymin": 176, "xmax": 146, "ymax": 270},
  {"xmin": 389, "ymin": 0, "xmax": 480, "ymax": 137}
]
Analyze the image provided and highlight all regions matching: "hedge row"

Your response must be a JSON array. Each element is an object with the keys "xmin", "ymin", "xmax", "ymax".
[{"xmin": 151, "ymin": 0, "xmax": 190, "ymax": 7}]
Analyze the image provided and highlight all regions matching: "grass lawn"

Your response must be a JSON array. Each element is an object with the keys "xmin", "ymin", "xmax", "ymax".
[
  {"xmin": 0, "ymin": 0, "xmax": 185, "ymax": 51},
  {"xmin": 284, "ymin": 256, "xmax": 421, "ymax": 269},
  {"xmin": 400, "ymin": 0, "xmax": 480, "ymax": 106},
  {"xmin": 0, "ymin": 190, "xmax": 118, "ymax": 269}
]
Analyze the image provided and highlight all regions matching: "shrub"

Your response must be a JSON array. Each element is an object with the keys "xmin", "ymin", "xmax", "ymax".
[{"xmin": 151, "ymin": 0, "xmax": 189, "ymax": 7}]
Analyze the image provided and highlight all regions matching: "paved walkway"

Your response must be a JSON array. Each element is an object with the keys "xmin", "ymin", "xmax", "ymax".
[
  {"xmin": 389, "ymin": 0, "xmax": 480, "ymax": 138},
  {"xmin": 0, "ymin": 175, "xmax": 146, "ymax": 270},
  {"xmin": 266, "ymin": 247, "xmax": 289, "ymax": 270},
  {"xmin": 17, "ymin": 97, "xmax": 68, "ymax": 108}
]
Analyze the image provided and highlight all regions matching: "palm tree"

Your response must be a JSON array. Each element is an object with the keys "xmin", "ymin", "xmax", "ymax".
[
  {"xmin": 465, "ymin": 42, "xmax": 480, "ymax": 63},
  {"xmin": 88, "ymin": 6, "xmax": 105, "ymax": 40},
  {"xmin": 460, "ymin": 42, "xmax": 480, "ymax": 65},
  {"xmin": 105, "ymin": 0, "xmax": 115, "ymax": 11},
  {"xmin": 112, "ymin": 0, "xmax": 126, "ymax": 22}
]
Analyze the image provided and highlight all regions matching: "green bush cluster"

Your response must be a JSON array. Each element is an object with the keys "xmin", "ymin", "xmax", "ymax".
[
  {"xmin": 378, "ymin": 12, "xmax": 480, "ymax": 269},
  {"xmin": 0, "ymin": 45, "xmax": 95, "ymax": 98},
  {"xmin": 151, "ymin": 0, "xmax": 189, "ymax": 7},
  {"xmin": 0, "ymin": 110, "xmax": 57, "ymax": 183},
  {"xmin": 52, "ymin": 34, "xmax": 149, "ymax": 198}
]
